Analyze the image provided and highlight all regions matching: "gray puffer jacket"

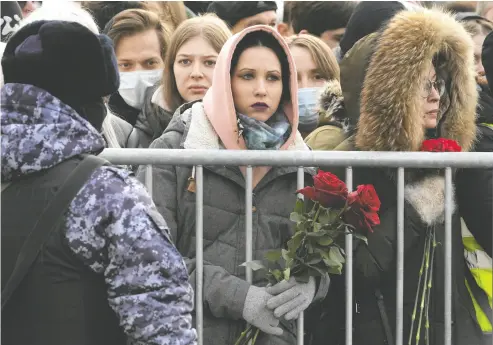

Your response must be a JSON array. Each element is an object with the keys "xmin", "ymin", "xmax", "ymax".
[{"xmin": 137, "ymin": 102, "xmax": 329, "ymax": 345}]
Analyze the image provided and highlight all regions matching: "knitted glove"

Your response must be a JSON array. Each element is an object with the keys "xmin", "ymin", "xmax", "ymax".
[
  {"xmin": 242, "ymin": 286, "xmax": 283, "ymax": 336},
  {"xmin": 266, "ymin": 276, "xmax": 316, "ymax": 320}
]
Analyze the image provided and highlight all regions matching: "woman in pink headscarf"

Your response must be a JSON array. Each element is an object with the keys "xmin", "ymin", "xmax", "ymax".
[{"xmin": 138, "ymin": 25, "xmax": 330, "ymax": 345}]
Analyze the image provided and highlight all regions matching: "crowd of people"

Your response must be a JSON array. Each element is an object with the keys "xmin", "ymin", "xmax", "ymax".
[{"xmin": 1, "ymin": 1, "xmax": 492, "ymax": 345}]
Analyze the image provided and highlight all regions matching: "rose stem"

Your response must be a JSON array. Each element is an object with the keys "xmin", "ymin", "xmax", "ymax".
[
  {"xmin": 425, "ymin": 228, "xmax": 437, "ymax": 345},
  {"xmin": 234, "ymin": 325, "xmax": 253, "ymax": 345},
  {"xmin": 416, "ymin": 234, "xmax": 432, "ymax": 343},
  {"xmin": 408, "ymin": 232, "xmax": 430, "ymax": 345},
  {"xmin": 251, "ymin": 328, "xmax": 261, "ymax": 345}
]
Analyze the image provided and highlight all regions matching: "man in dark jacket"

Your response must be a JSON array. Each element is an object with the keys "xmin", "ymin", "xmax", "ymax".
[
  {"xmin": 456, "ymin": 30, "xmax": 493, "ymax": 256},
  {"xmin": 1, "ymin": 20, "xmax": 196, "ymax": 345}
]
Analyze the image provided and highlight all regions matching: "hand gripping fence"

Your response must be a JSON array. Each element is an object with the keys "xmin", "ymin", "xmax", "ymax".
[{"xmin": 100, "ymin": 149, "xmax": 493, "ymax": 345}]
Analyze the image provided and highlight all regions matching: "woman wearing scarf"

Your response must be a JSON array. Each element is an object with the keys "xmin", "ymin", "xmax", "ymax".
[
  {"xmin": 138, "ymin": 25, "xmax": 329, "ymax": 345},
  {"xmin": 308, "ymin": 8, "xmax": 485, "ymax": 345}
]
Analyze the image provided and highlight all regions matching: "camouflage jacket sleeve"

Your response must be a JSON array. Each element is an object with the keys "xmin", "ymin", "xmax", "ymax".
[{"xmin": 64, "ymin": 166, "xmax": 197, "ymax": 345}]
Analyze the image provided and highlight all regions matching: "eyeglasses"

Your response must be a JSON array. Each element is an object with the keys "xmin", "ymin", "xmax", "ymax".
[{"xmin": 421, "ymin": 79, "xmax": 445, "ymax": 98}]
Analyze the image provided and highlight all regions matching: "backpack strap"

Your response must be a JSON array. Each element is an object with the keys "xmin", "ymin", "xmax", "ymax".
[
  {"xmin": 1, "ymin": 155, "xmax": 108, "ymax": 309},
  {"xmin": 1, "ymin": 182, "xmax": 12, "ymax": 192}
]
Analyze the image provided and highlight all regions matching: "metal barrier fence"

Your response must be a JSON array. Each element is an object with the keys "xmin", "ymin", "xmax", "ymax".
[{"xmin": 101, "ymin": 149, "xmax": 493, "ymax": 345}]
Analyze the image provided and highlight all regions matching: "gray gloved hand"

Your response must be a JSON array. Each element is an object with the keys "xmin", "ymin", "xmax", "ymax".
[
  {"xmin": 242, "ymin": 286, "xmax": 283, "ymax": 336},
  {"xmin": 266, "ymin": 276, "xmax": 316, "ymax": 320}
]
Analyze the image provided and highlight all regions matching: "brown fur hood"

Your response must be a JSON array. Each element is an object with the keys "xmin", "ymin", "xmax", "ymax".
[{"xmin": 355, "ymin": 8, "xmax": 478, "ymax": 152}]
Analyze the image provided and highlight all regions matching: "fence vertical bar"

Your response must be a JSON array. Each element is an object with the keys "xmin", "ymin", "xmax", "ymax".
[
  {"xmin": 297, "ymin": 167, "xmax": 305, "ymax": 345},
  {"xmin": 345, "ymin": 167, "xmax": 353, "ymax": 345},
  {"xmin": 145, "ymin": 165, "xmax": 153, "ymax": 195},
  {"xmin": 195, "ymin": 165, "xmax": 204, "ymax": 345},
  {"xmin": 396, "ymin": 167, "xmax": 405, "ymax": 345},
  {"xmin": 444, "ymin": 167, "xmax": 453, "ymax": 345},
  {"xmin": 245, "ymin": 166, "xmax": 253, "ymax": 284}
]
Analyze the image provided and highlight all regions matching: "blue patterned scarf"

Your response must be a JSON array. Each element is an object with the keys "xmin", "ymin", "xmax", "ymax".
[{"xmin": 237, "ymin": 110, "xmax": 291, "ymax": 150}]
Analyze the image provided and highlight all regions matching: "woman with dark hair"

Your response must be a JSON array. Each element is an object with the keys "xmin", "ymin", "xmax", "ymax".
[{"xmin": 138, "ymin": 25, "xmax": 330, "ymax": 345}]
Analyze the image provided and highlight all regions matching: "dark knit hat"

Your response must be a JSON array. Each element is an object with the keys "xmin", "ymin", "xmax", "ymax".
[
  {"xmin": 1, "ymin": 1, "xmax": 23, "ymax": 42},
  {"xmin": 483, "ymin": 31, "xmax": 493, "ymax": 92},
  {"xmin": 339, "ymin": 1, "xmax": 405, "ymax": 57},
  {"xmin": 2, "ymin": 20, "xmax": 119, "ymax": 107},
  {"xmin": 207, "ymin": 1, "xmax": 277, "ymax": 27}
]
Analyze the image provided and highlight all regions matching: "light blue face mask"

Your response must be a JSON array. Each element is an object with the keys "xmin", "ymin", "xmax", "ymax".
[
  {"xmin": 297, "ymin": 87, "xmax": 321, "ymax": 133},
  {"xmin": 118, "ymin": 70, "xmax": 161, "ymax": 109}
]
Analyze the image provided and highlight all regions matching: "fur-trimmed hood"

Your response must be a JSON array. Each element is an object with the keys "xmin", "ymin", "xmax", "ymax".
[
  {"xmin": 316, "ymin": 79, "xmax": 345, "ymax": 128},
  {"xmin": 353, "ymin": 8, "xmax": 478, "ymax": 152}
]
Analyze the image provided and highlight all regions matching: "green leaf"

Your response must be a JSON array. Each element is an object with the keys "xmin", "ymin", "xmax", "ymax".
[
  {"xmin": 294, "ymin": 198, "xmax": 304, "ymax": 214},
  {"xmin": 240, "ymin": 260, "xmax": 266, "ymax": 271},
  {"xmin": 313, "ymin": 222, "xmax": 323, "ymax": 232},
  {"xmin": 270, "ymin": 269, "xmax": 283, "ymax": 282},
  {"xmin": 283, "ymin": 267, "xmax": 291, "ymax": 281},
  {"xmin": 282, "ymin": 248, "xmax": 294, "ymax": 261},
  {"xmin": 319, "ymin": 208, "xmax": 340, "ymax": 225},
  {"xmin": 287, "ymin": 232, "xmax": 304, "ymax": 253},
  {"xmin": 306, "ymin": 230, "xmax": 329, "ymax": 237},
  {"xmin": 327, "ymin": 266, "xmax": 343, "ymax": 275},
  {"xmin": 265, "ymin": 250, "xmax": 282, "ymax": 262},
  {"xmin": 306, "ymin": 253, "xmax": 323, "ymax": 265},
  {"xmin": 329, "ymin": 247, "xmax": 346, "ymax": 264},
  {"xmin": 290, "ymin": 212, "xmax": 304, "ymax": 223},
  {"xmin": 353, "ymin": 233, "xmax": 369, "ymax": 245},
  {"xmin": 317, "ymin": 235, "xmax": 334, "ymax": 246}
]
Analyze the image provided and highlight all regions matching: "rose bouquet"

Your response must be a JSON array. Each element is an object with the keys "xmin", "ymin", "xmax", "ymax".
[{"xmin": 235, "ymin": 170, "xmax": 381, "ymax": 345}]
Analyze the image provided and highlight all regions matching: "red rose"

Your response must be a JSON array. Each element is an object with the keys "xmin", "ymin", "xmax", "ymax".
[
  {"xmin": 420, "ymin": 138, "xmax": 462, "ymax": 152},
  {"xmin": 297, "ymin": 170, "xmax": 348, "ymax": 207},
  {"xmin": 344, "ymin": 185, "xmax": 381, "ymax": 233}
]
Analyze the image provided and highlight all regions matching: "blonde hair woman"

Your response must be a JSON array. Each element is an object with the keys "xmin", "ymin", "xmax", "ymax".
[
  {"xmin": 285, "ymin": 34, "xmax": 345, "ymax": 143},
  {"xmin": 156, "ymin": 14, "xmax": 231, "ymax": 115}
]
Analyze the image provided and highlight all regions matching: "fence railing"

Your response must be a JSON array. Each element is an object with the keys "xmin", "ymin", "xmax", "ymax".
[{"xmin": 100, "ymin": 149, "xmax": 493, "ymax": 345}]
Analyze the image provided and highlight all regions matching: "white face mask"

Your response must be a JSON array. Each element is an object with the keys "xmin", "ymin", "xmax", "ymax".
[
  {"xmin": 297, "ymin": 87, "xmax": 321, "ymax": 133},
  {"xmin": 118, "ymin": 70, "xmax": 162, "ymax": 110}
]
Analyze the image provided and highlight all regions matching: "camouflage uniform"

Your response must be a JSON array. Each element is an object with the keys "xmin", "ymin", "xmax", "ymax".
[{"xmin": 1, "ymin": 83, "xmax": 197, "ymax": 345}]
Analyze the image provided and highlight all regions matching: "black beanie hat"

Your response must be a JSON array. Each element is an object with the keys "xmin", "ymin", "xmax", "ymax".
[
  {"xmin": 207, "ymin": 1, "xmax": 277, "ymax": 27},
  {"xmin": 1, "ymin": 1, "xmax": 23, "ymax": 42},
  {"xmin": 2, "ymin": 20, "xmax": 119, "ymax": 131},
  {"xmin": 483, "ymin": 31, "xmax": 493, "ymax": 92},
  {"xmin": 339, "ymin": 1, "xmax": 405, "ymax": 57},
  {"xmin": 2, "ymin": 20, "xmax": 119, "ymax": 107}
]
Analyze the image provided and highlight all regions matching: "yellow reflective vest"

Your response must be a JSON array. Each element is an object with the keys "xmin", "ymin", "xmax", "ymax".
[{"xmin": 461, "ymin": 218, "xmax": 492, "ymax": 333}]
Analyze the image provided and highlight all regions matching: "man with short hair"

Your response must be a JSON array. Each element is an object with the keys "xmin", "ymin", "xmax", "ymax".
[
  {"xmin": 290, "ymin": 1, "xmax": 356, "ymax": 49},
  {"xmin": 207, "ymin": 1, "xmax": 278, "ymax": 33}
]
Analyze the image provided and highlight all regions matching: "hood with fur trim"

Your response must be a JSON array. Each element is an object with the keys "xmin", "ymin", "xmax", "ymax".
[
  {"xmin": 354, "ymin": 8, "xmax": 478, "ymax": 152},
  {"xmin": 316, "ymin": 79, "xmax": 346, "ymax": 128}
]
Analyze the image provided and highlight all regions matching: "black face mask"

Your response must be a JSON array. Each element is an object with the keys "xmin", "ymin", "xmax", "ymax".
[{"xmin": 72, "ymin": 99, "xmax": 108, "ymax": 132}]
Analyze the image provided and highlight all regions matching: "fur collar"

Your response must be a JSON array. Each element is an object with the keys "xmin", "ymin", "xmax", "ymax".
[{"xmin": 404, "ymin": 174, "xmax": 456, "ymax": 226}]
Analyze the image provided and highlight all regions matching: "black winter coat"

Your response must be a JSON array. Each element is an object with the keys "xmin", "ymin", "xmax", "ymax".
[{"xmin": 456, "ymin": 89, "xmax": 493, "ymax": 256}]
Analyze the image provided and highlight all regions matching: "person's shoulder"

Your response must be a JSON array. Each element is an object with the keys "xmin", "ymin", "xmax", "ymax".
[
  {"xmin": 149, "ymin": 100, "xmax": 202, "ymax": 149},
  {"xmin": 75, "ymin": 165, "xmax": 151, "ymax": 209}
]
